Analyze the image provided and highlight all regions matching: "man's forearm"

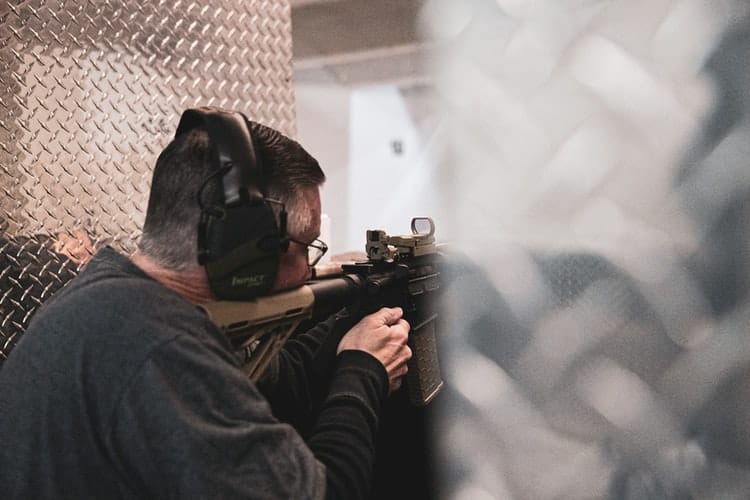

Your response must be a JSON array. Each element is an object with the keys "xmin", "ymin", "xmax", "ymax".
[
  {"xmin": 306, "ymin": 350, "xmax": 388, "ymax": 500},
  {"xmin": 257, "ymin": 309, "xmax": 354, "ymax": 435}
]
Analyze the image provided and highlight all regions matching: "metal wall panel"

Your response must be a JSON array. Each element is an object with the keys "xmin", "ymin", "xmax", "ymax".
[
  {"xmin": 425, "ymin": 0, "xmax": 750, "ymax": 498},
  {"xmin": 0, "ymin": 0, "xmax": 295, "ymax": 358}
]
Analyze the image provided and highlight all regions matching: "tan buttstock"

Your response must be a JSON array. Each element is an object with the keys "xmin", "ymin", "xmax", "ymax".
[{"xmin": 199, "ymin": 286, "xmax": 314, "ymax": 381}]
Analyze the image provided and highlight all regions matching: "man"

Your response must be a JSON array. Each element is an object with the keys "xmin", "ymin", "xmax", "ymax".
[{"xmin": 0, "ymin": 108, "xmax": 412, "ymax": 499}]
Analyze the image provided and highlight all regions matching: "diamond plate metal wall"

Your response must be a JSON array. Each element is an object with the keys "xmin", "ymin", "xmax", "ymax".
[{"xmin": 0, "ymin": 0, "xmax": 295, "ymax": 359}]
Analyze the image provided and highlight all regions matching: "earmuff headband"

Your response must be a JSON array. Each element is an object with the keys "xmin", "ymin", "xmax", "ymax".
[{"xmin": 176, "ymin": 107, "xmax": 264, "ymax": 205}]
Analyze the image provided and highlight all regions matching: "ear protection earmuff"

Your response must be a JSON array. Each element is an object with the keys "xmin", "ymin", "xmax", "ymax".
[{"xmin": 175, "ymin": 107, "xmax": 288, "ymax": 300}]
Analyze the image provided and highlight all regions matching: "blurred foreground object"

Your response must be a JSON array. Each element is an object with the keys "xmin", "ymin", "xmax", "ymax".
[{"xmin": 424, "ymin": 0, "xmax": 750, "ymax": 498}]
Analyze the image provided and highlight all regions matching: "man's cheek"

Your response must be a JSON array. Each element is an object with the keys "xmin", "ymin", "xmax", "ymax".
[{"xmin": 293, "ymin": 261, "xmax": 309, "ymax": 285}]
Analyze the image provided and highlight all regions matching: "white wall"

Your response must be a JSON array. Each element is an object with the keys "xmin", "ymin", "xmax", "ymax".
[
  {"xmin": 346, "ymin": 84, "xmax": 442, "ymax": 251},
  {"xmin": 296, "ymin": 82, "xmax": 443, "ymax": 255},
  {"xmin": 294, "ymin": 82, "xmax": 351, "ymax": 254}
]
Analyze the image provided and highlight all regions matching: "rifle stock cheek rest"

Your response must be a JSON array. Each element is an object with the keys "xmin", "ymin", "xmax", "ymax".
[{"xmin": 198, "ymin": 286, "xmax": 315, "ymax": 381}]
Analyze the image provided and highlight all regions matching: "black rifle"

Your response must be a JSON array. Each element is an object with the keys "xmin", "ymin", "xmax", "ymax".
[{"xmin": 199, "ymin": 217, "xmax": 444, "ymax": 405}]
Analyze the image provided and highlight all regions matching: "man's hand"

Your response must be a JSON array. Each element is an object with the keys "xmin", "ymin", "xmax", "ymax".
[{"xmin": 337, "ymin": 307, "xmax": 412, "ymax": 395}]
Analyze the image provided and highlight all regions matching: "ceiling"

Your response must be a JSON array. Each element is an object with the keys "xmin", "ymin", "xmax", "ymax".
[{"xmin": 290, "ymin": 0, "xmax": 432, "ymax": 87}]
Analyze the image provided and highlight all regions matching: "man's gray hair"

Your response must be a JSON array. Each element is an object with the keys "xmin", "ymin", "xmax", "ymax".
[{"xmin": 138, "ymin": 120, "xmax": 325, "ymax": 270}]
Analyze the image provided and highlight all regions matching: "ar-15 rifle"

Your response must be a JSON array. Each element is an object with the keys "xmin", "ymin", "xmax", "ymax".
[{"xmin": 199, "ymin": 217, "xmax": 443, "ymax": 406}]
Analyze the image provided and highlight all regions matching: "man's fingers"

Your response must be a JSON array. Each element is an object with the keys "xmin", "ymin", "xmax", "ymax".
[
  {"xmin": 400, "ymin": 344, "xmax": 412, "ymax": 363},
  {"xmin": 392, "ymin": 318, "xmax": 410, "ymax": 336},
  {"xmin": 388, "ymin": 360, "xmax": 410, "ymax": 395},
  {"xmin": 390, "ymin": 378, "xmax": 402, "ymax": 394},
  {"xmin": 374, "ymin": 306, "xmax": 403, "ymax": 326}
]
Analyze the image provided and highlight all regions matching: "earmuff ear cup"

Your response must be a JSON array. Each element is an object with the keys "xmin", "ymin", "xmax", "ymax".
[
  {"xmin": 177, "ymin": 107, "xmax": 288, "ymax": 300},
  {"xmin": 202, "ymin": 201, "xmax": 283, "ymax": 300}
]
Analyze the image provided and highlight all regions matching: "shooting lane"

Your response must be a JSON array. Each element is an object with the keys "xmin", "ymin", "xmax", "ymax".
[{"xmin": 0, "ymin": 1, "xmax": 434, "ymax": 498}]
